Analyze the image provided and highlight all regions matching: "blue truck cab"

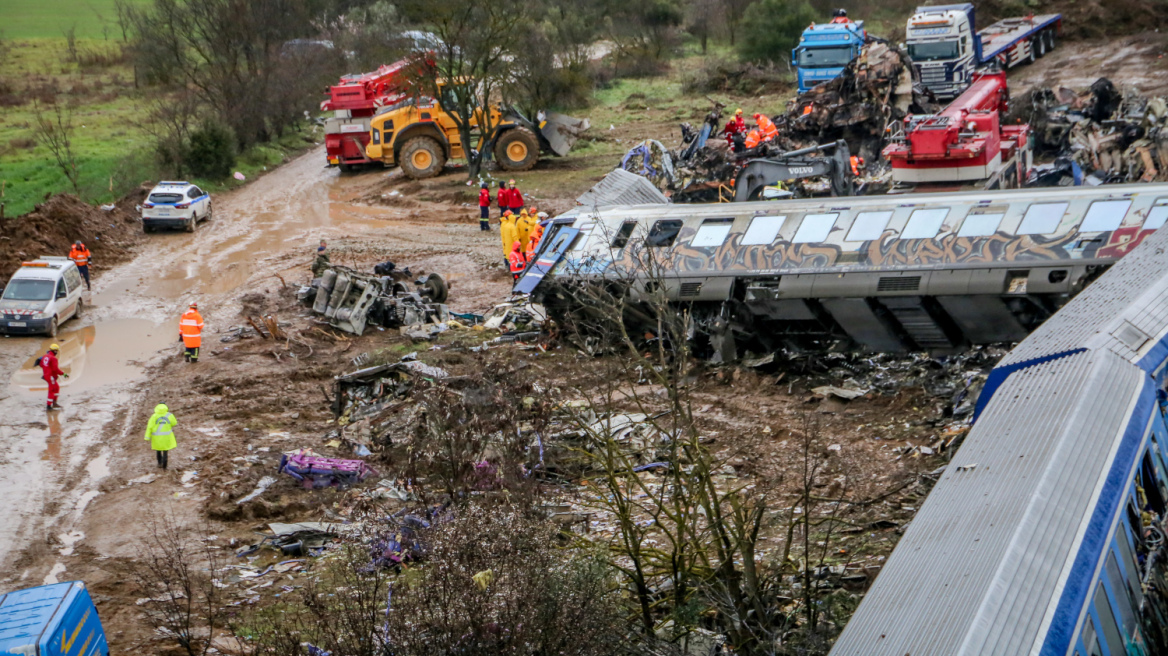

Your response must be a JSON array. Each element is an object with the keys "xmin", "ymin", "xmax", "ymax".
[
  {"xmin": 792, "ymin": 20, "xmax": 866, "ymax": 93},
  {"xmin": 0, "ymin": 582, "xmax": 109, "ymax": 656}
]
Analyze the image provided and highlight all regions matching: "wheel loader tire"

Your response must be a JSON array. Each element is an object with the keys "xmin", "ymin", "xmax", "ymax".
[
  {"xmin": 494, "ymin": 128, "xmax": 540, "ymax": 172},
  {"xmin": 400, "ymin": 137, "xmax": 446, "ymax": 179}
]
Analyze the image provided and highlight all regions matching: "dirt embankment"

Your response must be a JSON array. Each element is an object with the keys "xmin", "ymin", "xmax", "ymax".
[
  {"xmin": 979, "ymin": 0, "xmax": 1168, "ymax": 41},
  {"xmin": 0, "ymin": 190, "xmax": 146, "ymax": 281}
]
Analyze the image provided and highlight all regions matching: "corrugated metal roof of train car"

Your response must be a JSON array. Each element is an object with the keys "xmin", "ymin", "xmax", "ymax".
[
  {"xmin": 1001, "ymin": 223, "xmax": 1168, "ymax": 368},
  {"xmin": 575, "ymin": 168, "xmax": 670, "ymax": 208},
  {"xmin": 573, "ymin": 183, "xmax": 1168, "ymax": 222},
  {"xmin": 829, "ymin": 349, "xmax": 1147, "ymax": 656}
]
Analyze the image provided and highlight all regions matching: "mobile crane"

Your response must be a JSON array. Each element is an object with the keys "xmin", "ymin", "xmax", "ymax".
[{"xmin": 321, "ymin": 60, "xmax": 414, "ymax": 171}]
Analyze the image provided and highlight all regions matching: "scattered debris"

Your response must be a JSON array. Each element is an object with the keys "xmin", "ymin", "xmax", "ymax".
[
  {"xmin": 278, "ymin": 451, "xmax": 377, "ymax": 489},
  {"xmin": 236, "ymin": 476, "xmax": 277, "ymax": 504},
  {"xmin": 302, "ymin": 264, "xmax": 450, "ymax": 336}
]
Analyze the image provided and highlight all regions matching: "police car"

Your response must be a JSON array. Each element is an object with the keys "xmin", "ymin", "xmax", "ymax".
[
  {"xmin": 0, "ymin": 257, "xmax": 85, "ymax": 337},
  {"xmin": 141, "ymin": 181, "xmax": 212, "ymax": 233}
]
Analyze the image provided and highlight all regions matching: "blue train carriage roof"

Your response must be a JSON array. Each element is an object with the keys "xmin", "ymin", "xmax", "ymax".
[
  {"xmin": 0, "ymin": 581, "xmax": 103, "ymax": 656},
  {"xmin": 830, "ymin": 224, "xmax": 1168, "ymax": 654}
]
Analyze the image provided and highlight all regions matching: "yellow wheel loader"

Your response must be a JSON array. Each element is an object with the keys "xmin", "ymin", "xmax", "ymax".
[{"xmin": 364, "ymin": 88, "xmax": 588, "ymax": 179}]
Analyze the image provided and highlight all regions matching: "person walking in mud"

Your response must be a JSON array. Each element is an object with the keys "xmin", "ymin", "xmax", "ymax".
[
  {"xmin": 37, "ymin": 343, "xmax": 68, "ymax": 411},
  {"xmin": 69, "ymin": 241, "xmax": 92, "ymax": 291},
  {"xmin": 144, "ymin": 404, "xmax": 177, "ymax": 470}
]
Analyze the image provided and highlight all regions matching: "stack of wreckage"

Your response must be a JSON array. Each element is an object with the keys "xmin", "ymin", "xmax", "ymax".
[
  {"xmin": 619, "ymin": 42, "xmax": 935, "ymax": 201},
  {"xmin": 1022, "ymin": 77, "xmax": 1168, "ymax": 185},
  {"xmin": 300, "ymin": 264, "xmax": 450, "ymax": 336}
]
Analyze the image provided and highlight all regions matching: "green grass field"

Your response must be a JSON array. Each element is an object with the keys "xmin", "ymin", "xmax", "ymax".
[{"xmin": 3, "ymin": 0, "xmax": 149, "ymax": 40}]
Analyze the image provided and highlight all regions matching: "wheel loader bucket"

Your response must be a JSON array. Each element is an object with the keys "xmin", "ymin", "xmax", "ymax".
[{"xmin": 539, "ymin": 113, "xmax": 591, "ymax": 157}]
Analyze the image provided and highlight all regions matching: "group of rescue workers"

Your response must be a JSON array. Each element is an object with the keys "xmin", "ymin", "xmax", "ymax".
[
  {"xmin": 476, "ymin": 178, "xmax": 549, "ymax": 281},
  {"xmin": 722, "ymin": 108, "xmax": 780, "ymax": 152},
  {"xmin": 35, "ymin": 238, "xmax": 197, "ymax": 469}
]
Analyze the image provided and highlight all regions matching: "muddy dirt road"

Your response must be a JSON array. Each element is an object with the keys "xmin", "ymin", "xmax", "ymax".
[{"xmin": 0, "ymin": 147, "xmax": 509, "ymax": 585}]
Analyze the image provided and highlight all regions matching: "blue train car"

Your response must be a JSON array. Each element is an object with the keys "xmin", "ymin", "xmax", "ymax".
[
  {"xmin": 0, "ymin": 581, "xmax": 109, "ymax": 656},
  {"xmin": 829, "ymin": 221, "xmax": 1168, "ymax": 654}
]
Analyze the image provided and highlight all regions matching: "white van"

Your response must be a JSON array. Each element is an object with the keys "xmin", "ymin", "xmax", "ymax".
[{"xmin": 0, "ymin": 257, "xmax": 85, "ymax": 337}]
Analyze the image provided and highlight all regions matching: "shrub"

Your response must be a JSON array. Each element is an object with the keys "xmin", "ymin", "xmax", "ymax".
[
  {"xmin": 186, "ymin": 120, "xmax": 235, "ymax": 179},
  {"xmin": 737, "ymin": 0, "xmax": 817, "ymax": 64},
  {"xmin": 680, "ymin": 55, "xmax": 793, "ymax": 95}
]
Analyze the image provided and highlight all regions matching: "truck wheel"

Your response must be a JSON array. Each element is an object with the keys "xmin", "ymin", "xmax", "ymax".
[
  {"xmin": 494, "ymin": 128, "xmax": 540, "ymax": 171},
  {"xmin": 339, "ymin": 163, "xmax": 352, "ymax": 173},
  {"xmin": 1046, "ymin": 29, "xmax": 1056, "ymax": 52},
  {"xmin": 1035, "ymin": 34, "xmax": 1046, "ymax": 57},
  {"xmin": 400, "ymin": 137, "xmax": 446, "ymax": 179}
]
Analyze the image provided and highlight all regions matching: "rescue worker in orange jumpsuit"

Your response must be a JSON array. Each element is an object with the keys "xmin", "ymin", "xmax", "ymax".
[
  {"xmin": 38, "ymin": 343, "xmax": 67, "ymax": 410},
  {"xmin": 850, "ymin": 155, "xmax": 865, "ymax": 176},
  {"xmin": 69, "ymin": 240, "xmax": 92, "ymax": 291},
  {"xmin": 753, "ymin": 113, "xmax": 779, "ymax": 143},
  {"xmin": 744, "ymin": 129, "xmax": 762, "ymax": 150},
  {"xmin": 830, "ymin": 8, "xmax": 850, "ymax": 23},
  {"xmin": 525, "ymin": 216, "xmax": 547, "ymax": 262},
  {"xmin": 508, "ymin": 241, "xmax": 527, "ymax": 282},
  {"xmin": 179, "ymin": 302, "xmax": 204, "ymax": 363}
]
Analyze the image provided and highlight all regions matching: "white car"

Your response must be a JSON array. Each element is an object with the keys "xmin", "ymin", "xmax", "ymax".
[
  {"xmin": 0, "ymin": 257, "xmax": 85, "ymax": 337},
  {"xmin": 141, "ymin": 181, "xmax": 212, "ymax": 233}
]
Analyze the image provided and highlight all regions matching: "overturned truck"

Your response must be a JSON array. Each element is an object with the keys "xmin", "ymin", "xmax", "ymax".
[
  {"xmin": 527, "ymin": 183, "xmax": 1168, "ymax": 359},
  {"xmin": 302, "ymin": 265, "xmax": 450, "ymax": 335}
]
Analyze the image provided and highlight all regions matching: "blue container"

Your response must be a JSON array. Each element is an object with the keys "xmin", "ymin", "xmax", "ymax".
[{"xmin": 0, "ymin": 581, "xmax": 109, "ymax": 656}]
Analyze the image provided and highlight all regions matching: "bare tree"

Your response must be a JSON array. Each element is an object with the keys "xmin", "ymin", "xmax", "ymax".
[
  {"xmin": 33, "ymin": 101, "xmax": 81, "ymax": 194},
  {"xmin": 132, "ymin": 514, "xmax": 226, "ymax": 656},
  {"xmin": 399, "ymin": 0, "xmax": 529, "ymax": 179},
  {"xmin": 721, "ymin": 0, "xmax": 757, "ymax": 46}
]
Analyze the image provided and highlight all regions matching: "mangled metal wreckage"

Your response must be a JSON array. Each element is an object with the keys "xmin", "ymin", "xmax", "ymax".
[
  {"xmin": 527, "ymin": 183, "xmax": 1168, "ymax": 359},
  {"xmin": 302, "ymin": 265, "xmax": 450, "ymax": 335}
]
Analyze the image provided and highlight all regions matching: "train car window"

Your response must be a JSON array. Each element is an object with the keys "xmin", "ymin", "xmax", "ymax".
[
  {"xmin": 1018, "ymin": 202, "xmax": 1069, "ymax": 235},
  {"xmin": 742, "ymin": 215, "xmax": 786, "ymax": 245},
  {"xmin": 646, "ymin": 220, "xmax": 684, "ymax": 247},
  {"xmin": 902, "ymin": 208, "xmax": 949, "ymax": 239},
  {"xmin": 1082, "ymin": 617, "xmax": 1102, "ymax": 656},
  {"xmin": 1093, "ymin": 582, "xmax": 1125, "ymax": 656},
  {"xmin": 611, "ymin": 221, "xmax": 637, "ymax": 248},
  {"xmin": 1105, "ymin": 553, "xmax": 1142, "ymax": 643},
  {"xmin": 1080, "ymin": 200, "xmax": 1133, "ymax": 232},
  {"xmin": 845, "ymin": 211, "xmax": 892, "ymax": 241},
  {"xmin": 958, "ymin": 213, "xmax": 1005, "ymax": 237},
  {"xmin": 1143, "ymin": 199, "xmax": 1168, "ymax": 230},
  {"xmin": 691, "ymin": 219, "xmax": 734, "ymax": 248},
  {"xmin": 1116, "ymin": 529, "xmax": 1144, "ymax": 609},
  {"xmin": 793, "ymin": 213, "xmax": 838, "ymax": 243}
]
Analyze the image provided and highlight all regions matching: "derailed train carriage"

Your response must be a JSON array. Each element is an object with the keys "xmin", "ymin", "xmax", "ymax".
[
  {"xmin": 828, "ymin": 198, "xmax": 1168, "ymax": 656},
  {"xmin": 527, "ymin": 183, "xmax": 1168, "ymax": 358}
]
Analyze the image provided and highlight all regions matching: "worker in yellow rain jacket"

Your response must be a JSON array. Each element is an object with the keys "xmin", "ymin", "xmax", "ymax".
[
  {"xmin": 517, "ymin": 209, "xmax": 535, "ymax": 251},
  {"xmin": 145, "ymin": 403, "xmax": 178, "ymax": 470},
  {"xmin": 500, "ymin": 211, "xmax": 518, "ymax": 264}
]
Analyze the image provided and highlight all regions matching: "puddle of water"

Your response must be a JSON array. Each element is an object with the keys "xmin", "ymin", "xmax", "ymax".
[
  {"xmin": 57, "ymin": 531, "xmax": 84, "ymax": 556},
  {"xmin": 87, "ymin": 453, "xmax": 111, "ymax": 480},
  {"xmin": 43, "ymin": 562, "xmax": 66, "ymax": 585},
  {"xmin": 9, "ymin": 318, "xmax": 175, "ymax": 394},
  {"xmin": 74, "ymin": 490, "xmax": 101, "ymax": 516}
]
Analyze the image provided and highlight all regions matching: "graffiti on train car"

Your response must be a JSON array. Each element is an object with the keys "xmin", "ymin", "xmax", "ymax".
[{"xmin": 573, "ymin": 224, "xmax": 1157, "ymax": 277}]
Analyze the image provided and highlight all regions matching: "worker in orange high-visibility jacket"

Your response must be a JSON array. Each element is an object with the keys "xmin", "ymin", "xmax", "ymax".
[
  {"xmin": 850, "ymin": 155, "xmax": 865, "ymax": 176},
  {"xmin": 508, "ymin": 241, "xmax": 527, "ymax": 282},
  {"xmin": 744, "ymin": 129, "xmax": 762, "ymax": 150},
  {"xmin": 753, "ymin": 113, "xmax": 779, "ymax": 142},
  {"xmin": 179, "ymin": 302, "xmax": 204, "ymax": 363},
  {"xmin": 69, "ymin": 240, "xmax": 92, "ymax": 291}
]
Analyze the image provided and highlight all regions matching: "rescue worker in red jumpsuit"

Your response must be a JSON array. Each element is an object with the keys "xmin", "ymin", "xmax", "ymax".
[
  {"xmin": 722, "ymin": 108, "xmax": 747, "ymax": 139},
  {"xmin": 38, "ymin": 343, "xmax": 68, "ymax": 410},
  {"xmin": 478, "ymin": 183, "xmax": 491, "ymax": 231},
  {"xmin": 830, "ymin": 8, "xmax": 850, "ymax": 23},
  {"xmin": 508, "ymin": 241, "xmax": 527, "ymax": 282}
]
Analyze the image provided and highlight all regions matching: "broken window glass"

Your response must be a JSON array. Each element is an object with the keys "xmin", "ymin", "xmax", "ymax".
[
  {"xmin": 741, "ymin": 215, "xmax": 786, "ymax": 245},
  {"xmin": 902, "ymin": 208, "xmax": 949, "ymax": 239},
  {"xmin": 690, "ymin": 219, "xmax": 734, "ymax": 248},
  {"xmin": 1018, "ymin": 203, "xmax": 1069, "ymax": 235},
  {"xmin": 958, "ymin": 213, "xmax": 1005, "ymax": 237},
  {"xmin": 845, "ymin": 211, "xmax": 892, "ymax": 242},
  {"xmin": 646, "ymin": 220, "xmax": 684, "ymax": 247},
  {"xmin": 611, "ymin": 221, "xmax": 637, "ymax": 248},
  {"xmin": 792, "ymin": 213, "xmax": 838, "ymax": 243},
  {"xmin": 1080, "ymin": 200, "xmax": 1132, "ymax": 232}
]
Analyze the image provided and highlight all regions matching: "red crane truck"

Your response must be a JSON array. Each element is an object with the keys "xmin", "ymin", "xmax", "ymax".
[
  {"xmin": 882, "ymin": 69, "xmax": 1032, "ymax": 190},
  {"xmin": 322, "ymin": 60, "xmax": 413, "ymax": 171}
]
